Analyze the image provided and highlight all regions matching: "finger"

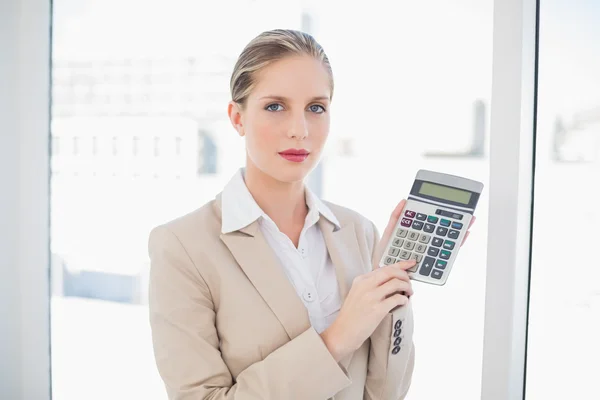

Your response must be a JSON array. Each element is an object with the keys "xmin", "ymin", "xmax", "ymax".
[
  {"xmin": 381, "ymin": 292, "xmax": 409, "ymax": 313},
  {"xmin": 393, "ymin": 260, "xmax": 417, "ymax": 272},
  {"xmin": 460, "ymin": 230, "xmax": 471, "ymax": 247},
  {"xmin": 381, "ymin": 199, "xmax": 407, "ymax": 242},
  {"xmin": 468, "ymin": 215, "xmax": 476, "ymax": 229},
  {"xmin": 376, "ymin": 278, "xmax": 413, "ymax": 300},
  {"xmin": 372, "ymin": 264, "xmax": 412, "ymax": 286}
]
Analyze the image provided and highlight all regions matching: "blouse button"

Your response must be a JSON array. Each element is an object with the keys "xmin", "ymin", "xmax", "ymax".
[{"xmin": 302, "ymin": 289, "xmax": 315, "ymax": 302}]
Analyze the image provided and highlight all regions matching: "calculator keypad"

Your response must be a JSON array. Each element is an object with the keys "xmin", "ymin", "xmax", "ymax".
[{"xmin": 384, "ymin": 208, "xmax": 468, "ymax": 280}]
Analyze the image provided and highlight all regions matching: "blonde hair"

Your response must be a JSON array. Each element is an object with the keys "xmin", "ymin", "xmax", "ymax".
[{"xmin": 230, "ymin": 29, "xmax": 334, "ymax": 108}]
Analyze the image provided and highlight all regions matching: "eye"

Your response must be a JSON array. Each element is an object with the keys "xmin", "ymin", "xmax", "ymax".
[
  {"xmin": 308, "ymin": 104, "xmax": 326, "ymax": 114},
  {"xmin": 265, "ymin": 103, "xmax": 284, "ymax": 112}
]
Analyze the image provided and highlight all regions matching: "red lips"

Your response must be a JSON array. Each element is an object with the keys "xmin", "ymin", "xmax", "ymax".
[{"xmin": 278, "ymin": 149, "xmax": 310, "ymax": 162}]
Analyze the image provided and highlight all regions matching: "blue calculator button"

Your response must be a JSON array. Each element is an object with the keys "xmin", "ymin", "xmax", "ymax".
[
  {"xmin": 435, "ymin": 260, "xmax": 448, "ymax": 269},
  {"xmin": 440, "ymin": 219, "xmax": 451, "ymax": 227},
  {"xmin": 451, "ymin": 222, "xmax": 463, "ymax": 230},
  {"xmin": 440, "ymin": 250, "xmax": 452, "ymax": 260}
]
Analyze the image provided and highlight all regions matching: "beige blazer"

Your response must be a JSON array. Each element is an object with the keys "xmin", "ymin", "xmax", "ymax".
[{"xmin": 148, "ymin": 194, "xmax": 415, "ymax": 400}]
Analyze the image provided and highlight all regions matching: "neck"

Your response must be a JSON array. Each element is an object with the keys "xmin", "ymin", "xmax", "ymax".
[{"xmin": 243, "ymin": 162, "xmax": 308, "ymax": 232}]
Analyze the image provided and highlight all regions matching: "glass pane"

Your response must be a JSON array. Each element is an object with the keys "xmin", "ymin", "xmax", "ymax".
[
  {"xmin": 50, "ymin": 1, "xmax": 492, "ymax": 399},
  {"xmin": 526, "ymin": 1, "xmax": 600, "ymax": 399}
]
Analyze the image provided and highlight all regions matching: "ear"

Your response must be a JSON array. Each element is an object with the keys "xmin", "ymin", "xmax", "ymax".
[{"xmin": 227, "ymin": 101, "xmax": 245, "ymax": 137}]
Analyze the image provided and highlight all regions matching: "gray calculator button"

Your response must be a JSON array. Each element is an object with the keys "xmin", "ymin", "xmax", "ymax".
[
  {"xmin": 388, "ymin": 247, "xmax": 400, "ymax": 257},
  {"xmin": 416, "ymin": 213, "xmax": 427, "ymax": 221},
  {"xmin": 431, "ymin": 270, "xmax": 443, "ymax": 280},
  {"xmin": 427, "ymin": 247, "xmax": 440, "ymax": 257},
  {"xmin": 432, "ymin": 237, "xmax": 443, "ymax": 247},
  {"xmin": 412, "ymin": 221, "xmax": 424, "ymax": 231},
  {"xmin": 436, "ymin": 227, "xmax": 448, "ymax": 237},
  {"xmin": 448, "ymin": 230, "xmax": 460, "ymax": 239},
  {"xmin": 399, "ymin": 250, "xmax": 411, "ymax": 260},
  {"xmin": 409, "ymin": 253, "xmax": 423, "ymax": 263},
  {"xmin": 392, "ymin": 238, "xmax": 404, "ymax": 247},
  {"xmin": 419, "ymin": 256, "xmax": 435, "ymax": 276},
  {"xmin": 419, "ymin": 234, "xmax": 431, "ymax": 244},
  {"xmin": 423, "ymin": 224, "xmax": 435, "ymax": 233},
  {"xmin": 415, "ymin": 244, "xmax": 427, "ymax": 254},
  {"xmin": 408, "ymin": 231, "xmax": 420, "ymax": 241},
  {"xmin": 396, "ymin": 228, "xmax": 408, "ymax": 238},
  {"xmin": 384, "ymin": 256, "xmax": 396, "ymax": 265},
  {"xmin": 403, "ymin": 241, "xmax": 416, "ymax": 251}
]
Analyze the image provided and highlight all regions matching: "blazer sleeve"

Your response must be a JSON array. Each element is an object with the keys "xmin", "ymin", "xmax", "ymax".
[
  {"xmin": 363, "ymin": 222, "xmax": 416, "ymax": 400},
  {"xmin": 148, "ymin": 225, "xmax": 352, "ymax": 400}
]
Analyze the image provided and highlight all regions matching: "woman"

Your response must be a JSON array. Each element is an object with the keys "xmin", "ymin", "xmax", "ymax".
[{"xmin": 148, "ymin": 29, "xmax": 471, "ymax": 399}]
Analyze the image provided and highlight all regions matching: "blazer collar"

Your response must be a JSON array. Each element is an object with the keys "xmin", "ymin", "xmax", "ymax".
[
  {"xmin": 214, "ymin": 194, "xmax": 363, "ymax": 369},
  {"xmin": 220, "ymin": 168, "xmax": 341, "ymax": 234}
]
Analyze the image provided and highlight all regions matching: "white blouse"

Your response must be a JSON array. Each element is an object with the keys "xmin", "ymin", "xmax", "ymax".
[{"xmin": 221, "ymin": 168, "xmax": 342, "ymax": 334}]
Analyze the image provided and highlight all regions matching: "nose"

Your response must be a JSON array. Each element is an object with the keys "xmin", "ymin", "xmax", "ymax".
[{"xmin": 287, "ymin": 111, "xmax": 308, "ymax": 140}]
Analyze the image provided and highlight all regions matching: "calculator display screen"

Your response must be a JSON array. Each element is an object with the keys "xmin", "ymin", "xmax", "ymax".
[{"xmin": 419, "ymin": 182, "xmax": 472, "ymax": 205}]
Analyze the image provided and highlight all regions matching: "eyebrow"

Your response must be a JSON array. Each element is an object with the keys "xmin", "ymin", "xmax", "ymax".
[{"xmin": 259, "ymin": 95, "xmax": 330, "ymax": 102}]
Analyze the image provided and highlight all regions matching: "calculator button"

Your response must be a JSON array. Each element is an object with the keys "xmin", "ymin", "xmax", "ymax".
[
  {"xmin": 452, "ymin": 213, "xmax": 464, "ymax": 220},
  {"xmin": 443, "ymin": 240, "xmax": 455, "ymax": 250},
  {"xmin": 432, "ymin": 237, "xmax": 443, "ymax": 247},
  {"xmin": 416, "ymin": 213, "xmax": 427, "ymax": 221},
  {"xmin": 384, "ymin": 256, "xmax": 396, "ymax": 265},
  {"xmin": 401, "ymin": 218, "xmax": 413, "ymax": 227},
  {"xmin": 415, "ymin": 244, "xmax": 427, "ymax": 254},
  {"xmin": 403, "ymin": 241, "xmax": 416, "ymax": 251},
  {"xmin": 399, "ymin": 250, "xmax": 411, "ymax": 260},
  {"xmin": 427, "ymin": 247, "xmax": 440, "ymax": 257},
  {"xmin": 405, "ymin": 210, "xmax": 416, "ymax": 218},
  {"xmin": 393, "ymin": 238, "xmax": 404, "ymax": 247},
  {"xmin": 408, "ymin": 231, "xmax": 420, "ymax": 241},
  {"xmin": 451, "ymin": 222, "xmax": 463, "ymax": 230},
  {"xmin": 440, "ymin": 219, "xmax": 451, "ymax": 227},
  {"xmin": 427, "ymin": 215, "xmax": 439, "ymax": 224},
  {"xmin": 448, "ymin": 230, "xmax": 460, "ymax": 239},
  {"xmin": 435, "ymin": 260, "xmax": 447, "ymax": 269},
  {"xmin": 388, "ymin": 247, "xmax": 401, "ymax": 257},
  {"xmin": 431, "ymin": 270, "xmax": 443, "ymax": 280},
  {"xmin": 419, "ymin": 234, "xmax": 431, "ymax": 244},
  {"xmin": 423, "ymin": 224, "xmax": 435, "ymax": 233},
  {"xmin": 440, "ymin": 250, "xmax": 452, "ymax": 260},
  {"xmin": 412, "ymin": 221, "xmax": 424, "ymax": 231},
  {"xmin": 410, "ymin": 253, "xmax": 423, "ymax": 263},
  {"xmin": 419, "ymin": 256, "xmax": 435, "ymax": 276},
  {"xmin": 396, "ymin": 229, "xmax": 408, "ymax": 238},
  {"xmin": 436, "ymin": 227, "xmax": 448, "ymax": 236}
]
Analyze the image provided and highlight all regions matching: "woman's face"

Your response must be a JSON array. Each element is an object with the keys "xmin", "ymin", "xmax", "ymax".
[{"xmin": 228, "ymin": 55, "xmax": 332, "ymax": 183}]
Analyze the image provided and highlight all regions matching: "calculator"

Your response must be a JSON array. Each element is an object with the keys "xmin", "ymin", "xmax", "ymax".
[{"xmin": 379, "ymin": 170, "xmax": 484, "ymax": 285}]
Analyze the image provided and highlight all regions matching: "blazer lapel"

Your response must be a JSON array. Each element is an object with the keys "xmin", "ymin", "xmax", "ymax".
[
  {"xmin": 318, "ymin": 217, "xmax": 366, "ymax": 370},
  {"xmin": 218, "ymin": 212, "xmax": 312, "ymax": 341}
]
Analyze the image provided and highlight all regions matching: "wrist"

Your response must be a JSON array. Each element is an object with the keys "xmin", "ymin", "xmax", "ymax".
[{"xmin": 320, "ymin": 323, "xmax": 351, "ymax": 362}]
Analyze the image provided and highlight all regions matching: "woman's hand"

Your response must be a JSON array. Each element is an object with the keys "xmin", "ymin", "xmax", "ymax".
[
  {"xmin": 320, "ymin": 260, "xmax": 415, "ymax": 362},
  {"xmin": 320, "ymin": 200, "xmax": 415, "ymax": 362}
]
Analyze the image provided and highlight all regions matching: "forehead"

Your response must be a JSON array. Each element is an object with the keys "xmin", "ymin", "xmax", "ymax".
[{"xmin": 250, "ymin": 55, "xmax": 331, "ymax": 100}]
